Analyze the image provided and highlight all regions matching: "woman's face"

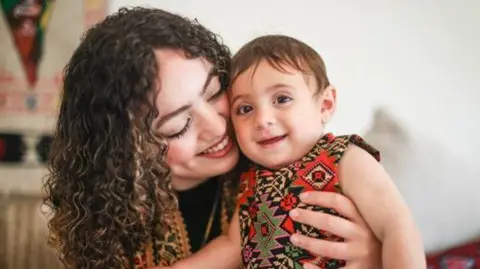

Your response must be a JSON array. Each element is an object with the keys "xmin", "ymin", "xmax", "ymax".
[{"xmin": 152, "ymin": 49, "xmax": 239, "ymax": 190}]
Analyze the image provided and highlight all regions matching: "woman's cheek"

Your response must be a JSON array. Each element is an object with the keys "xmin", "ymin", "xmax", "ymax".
[
  {"xmin": 216, "ymin": 93, "xmax": 230, "ymax": 118},
  {"xmin": 166, "ymin": 138, "xmax": 197, "ymax": 166}
]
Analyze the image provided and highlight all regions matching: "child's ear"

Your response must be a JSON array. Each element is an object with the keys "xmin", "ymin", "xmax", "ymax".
[{"xmin": 320, "ymin": 85, "xmax": 337, "ymax": 124}]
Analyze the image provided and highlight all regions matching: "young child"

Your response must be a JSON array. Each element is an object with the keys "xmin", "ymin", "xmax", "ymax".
[{"xmin": 166, "ymin": 35, "xmax": 425, "ymax": 269}]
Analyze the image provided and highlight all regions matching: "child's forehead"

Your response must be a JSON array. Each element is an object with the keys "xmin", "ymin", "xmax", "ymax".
[
  {"xmin": 231, "ymin": 60, "xmax": 314, "ymax": 90},
  {"xmin": 235, "ymin": 61, "xmax": 305, "ymax": 84}
]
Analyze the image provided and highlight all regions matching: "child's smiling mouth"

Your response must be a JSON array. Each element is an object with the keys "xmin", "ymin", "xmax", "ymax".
[{"xmin": 257, "ymin": 134, "xmax": 288, "ymax": 148}]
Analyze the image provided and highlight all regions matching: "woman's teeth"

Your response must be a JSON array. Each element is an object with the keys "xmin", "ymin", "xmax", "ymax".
[{"xmin": 203, "ymin": 136, "xmax": 229, "ymax": 154}]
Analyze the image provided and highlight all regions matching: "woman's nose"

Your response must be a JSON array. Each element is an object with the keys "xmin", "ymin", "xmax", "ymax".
[{"xmin": 196, "ymin": 101, "xmax": 226, "ymax": 142}]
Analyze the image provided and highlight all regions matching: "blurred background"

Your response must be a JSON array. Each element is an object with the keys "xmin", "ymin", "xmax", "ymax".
[{"xmin": 0, "ymin": 0, "xmax": 479, "ymax": 268}]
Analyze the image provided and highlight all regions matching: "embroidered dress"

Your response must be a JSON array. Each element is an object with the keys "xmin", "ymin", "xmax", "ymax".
[
  {"xmin": 133, "ymin": 177, "xmax": 239, "ymax": 268},
  {"xmin": 237, "ymin": 133, "xmax": 380, "ymax": 269}
]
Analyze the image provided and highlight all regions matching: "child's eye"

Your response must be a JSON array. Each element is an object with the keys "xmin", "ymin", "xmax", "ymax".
[
  {"xmin": 274, "ymin": 95, "xmax": 292, "ymax": 104},
  {"xmin": 236, "ymin": 105, "xmax": 253, "ymax": 115}
]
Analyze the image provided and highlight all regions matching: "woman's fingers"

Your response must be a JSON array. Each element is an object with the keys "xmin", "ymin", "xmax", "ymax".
[
  {"xmin": 289, "ymin": 191, "xmax": 381, "ymax": 267},
  {"xmin": 290, "ymin": 233, "xmax": 353, "ymax": 260},
  {"xmin": 304, "ymin": 262, "xmax": 362, "ymax": 269},
  {"xmin": 303, "ymin": 263, "xmax": 365, "ymax": 269},
  {"xmin": 343, "ymin": 263, "xmax": 364, "ymax": 269},
  {"xmin": 303, "ymin": 263, "xmax": 322, "ymax": 269},
  {"xmin": 290, "ymin": 208, "xmax": 358, "ymax": 240},
  {"xmin": 299, "ymin": 192, "xmax": 364, "ymax": 224},
  {"xmin": 304, "ymin": 262, "xmax": 363, "ymax": 269}
]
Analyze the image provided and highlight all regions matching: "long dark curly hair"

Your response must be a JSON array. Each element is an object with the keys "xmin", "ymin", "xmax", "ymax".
[{"xmin": 42, "ymin": 7, "xmax": 231, "ymax": 268}]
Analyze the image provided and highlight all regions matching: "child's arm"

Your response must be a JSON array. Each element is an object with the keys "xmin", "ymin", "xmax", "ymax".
[
  {"xmin": 339, "ymin": 145, "xmax": 426, "ymax": 269},
  {"xmin": 168, "ymin": 208, "xmax": 242, "ymax": 269}
]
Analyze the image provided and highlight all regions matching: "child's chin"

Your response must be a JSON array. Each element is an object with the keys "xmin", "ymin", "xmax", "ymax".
[{"xmin": 260, "ymin": 157, "xmax": 291, "ymax": 170}]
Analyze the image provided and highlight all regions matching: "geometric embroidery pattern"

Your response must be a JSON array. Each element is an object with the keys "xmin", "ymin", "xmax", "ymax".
[
  {"xmin": 238, "ymin": 133, "xmax": 380, "ymax": 269},
  {"xmin": 132, "ymin": 177, "xmax": 239, "ymax": 268}
]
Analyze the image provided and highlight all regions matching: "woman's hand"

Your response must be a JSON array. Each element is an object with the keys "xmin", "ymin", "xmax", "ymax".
[{"xmin": 289, "ymin": 191, "xmax": 382, "ymax": 269}]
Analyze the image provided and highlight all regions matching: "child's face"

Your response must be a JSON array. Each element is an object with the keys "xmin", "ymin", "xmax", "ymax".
[{"xmin": 230, "ymin": 60, "xmax": 336, "ymax": 169}]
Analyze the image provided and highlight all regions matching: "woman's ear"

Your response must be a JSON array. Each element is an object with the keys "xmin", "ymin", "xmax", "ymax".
[{"xmin": 320, "ymin": 85, "xmax": 337, "ymax": 125}]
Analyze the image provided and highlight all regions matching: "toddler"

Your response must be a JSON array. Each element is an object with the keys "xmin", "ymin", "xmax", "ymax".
[{"xmin": 166, "ymin": 35, "xmax": 425, "ymax": 269}]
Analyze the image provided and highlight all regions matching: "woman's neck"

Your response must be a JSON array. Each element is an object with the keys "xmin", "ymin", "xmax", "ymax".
[{"xmin": 171, "ymin": 175, "xmax": 212, "ymax": 191}]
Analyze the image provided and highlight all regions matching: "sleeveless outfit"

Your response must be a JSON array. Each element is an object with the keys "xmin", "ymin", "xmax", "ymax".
[{"xmin": 237, "ymin": 133, "xmax": 379, "ymax": 269}]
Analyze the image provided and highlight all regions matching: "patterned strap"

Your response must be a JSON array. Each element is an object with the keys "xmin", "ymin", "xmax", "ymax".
[{"xmin": 346, "ymin": 134, "xmax": 380, "ymax": 162}]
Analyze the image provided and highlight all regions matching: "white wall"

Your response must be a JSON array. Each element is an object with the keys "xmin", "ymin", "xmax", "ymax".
[{"xmin": 111, "ymin": 0, "xmax": 480, "ymax": 167}]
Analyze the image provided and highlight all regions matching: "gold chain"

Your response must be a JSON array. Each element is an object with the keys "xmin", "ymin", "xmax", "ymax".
[{"xmin": 201, "ymin": 180, "xmax": 222, "ymax": 247}]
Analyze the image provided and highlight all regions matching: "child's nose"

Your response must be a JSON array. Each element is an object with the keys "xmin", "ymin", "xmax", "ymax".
[{"xmin": 254, "ymin": 109, "xmax": 276, "ymax": 130}]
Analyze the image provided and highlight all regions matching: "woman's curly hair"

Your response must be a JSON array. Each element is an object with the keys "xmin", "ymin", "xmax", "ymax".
[{"xmin": 42, "ymin": 7, "xmax": 231, "ymax": 268}]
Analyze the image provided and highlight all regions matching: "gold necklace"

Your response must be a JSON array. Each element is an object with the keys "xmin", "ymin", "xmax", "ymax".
[{"xmin": 201, "ymin": 180, "xmax": 222, "ymax": 247}]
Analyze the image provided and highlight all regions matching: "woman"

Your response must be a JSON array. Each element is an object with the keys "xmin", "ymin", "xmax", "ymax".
[{"xmin": 43, "ymin": 7, "xmax": 382, "ymax": 269}]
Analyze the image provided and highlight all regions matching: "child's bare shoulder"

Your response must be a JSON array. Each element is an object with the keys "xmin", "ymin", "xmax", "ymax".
[{"xmin": 338, "ymin": 143, "xmax": 387, "ymax": 189}]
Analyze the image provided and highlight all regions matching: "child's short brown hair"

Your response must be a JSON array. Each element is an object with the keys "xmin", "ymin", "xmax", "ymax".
[{"xmin": 231, "ymin": 35, "xmax": 330, "ymax": 94}]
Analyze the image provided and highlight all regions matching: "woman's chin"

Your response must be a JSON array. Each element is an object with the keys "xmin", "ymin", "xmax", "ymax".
[{"xmin": 196, "ymin": 141, "xmax": 239, "ymax": 175}]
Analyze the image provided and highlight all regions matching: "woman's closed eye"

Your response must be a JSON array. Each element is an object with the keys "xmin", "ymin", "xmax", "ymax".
[
  {"xmin": 207, "ymin": 88, "xmax": 225, "ymax": 102},
  {"xmin": 165, "ymin": 117, "xmax": 192, "ymax": 139}
]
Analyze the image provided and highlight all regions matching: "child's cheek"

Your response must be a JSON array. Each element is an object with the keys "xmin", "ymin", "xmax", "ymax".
[{"xmin": 233, "ymin": 123, "xmax": 251, "ymax": 153}]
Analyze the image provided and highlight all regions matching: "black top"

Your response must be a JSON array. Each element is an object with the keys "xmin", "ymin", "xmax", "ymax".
[{"xmin": 176, "ymin": 177, "xmax": 222, "ymax": 253}]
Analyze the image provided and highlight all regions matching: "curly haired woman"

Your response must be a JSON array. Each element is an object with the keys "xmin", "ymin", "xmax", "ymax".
[{"xmin": 43, "ymin": 7, "xmax": 382, "ymax": 269}]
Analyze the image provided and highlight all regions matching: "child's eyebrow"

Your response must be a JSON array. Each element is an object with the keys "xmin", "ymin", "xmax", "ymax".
[
  {"xmin": 230, "ymin": 93, "xmax": 247, "ymax": 106},
  {"xmin": 265, "ymin": 83, "xmax": 293, "ymax": 92},
  {"xmin": 230, "ymin": 83, "xmax": 294, "ymax": 105}
]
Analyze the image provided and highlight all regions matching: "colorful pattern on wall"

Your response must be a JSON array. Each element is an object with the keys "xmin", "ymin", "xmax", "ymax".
[
  {"xmin": 1, "ymin": 0, "xmax": 54, "ymax": 88},
  {"xmin": 0, "ymin": 0, "xmax": 107, "ymax": 117},
  {"xmin": 0, "ymin": 0, "xmax": 107, "ymax": 165}
]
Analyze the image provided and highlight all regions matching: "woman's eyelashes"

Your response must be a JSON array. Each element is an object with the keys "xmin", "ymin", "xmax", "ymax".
[
  {"xmin": 207, "ymin": 88, "xmax": 224, "ymax": 102},
  {"xmin": 165, "ymin": 117, "xmax": 192, "ymax": 139},
  {"xmin": 165, "ymin": 89, "xmax": 223, "ymax": 140}
]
